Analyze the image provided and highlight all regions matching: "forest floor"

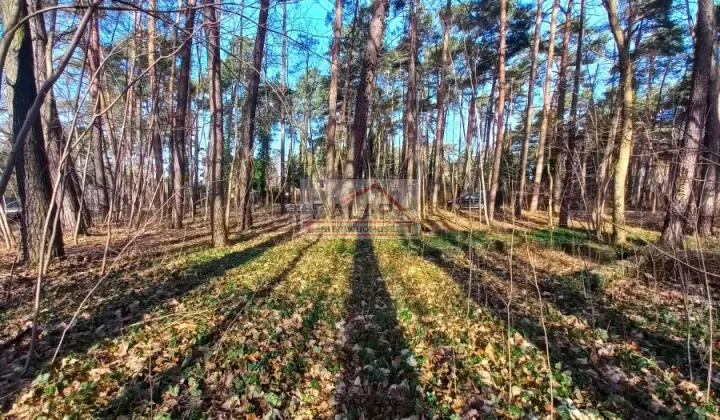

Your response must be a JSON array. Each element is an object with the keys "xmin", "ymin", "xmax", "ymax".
[{"xmin": 1, "ymin": 209, "xmax": 719, "ymax": 419}]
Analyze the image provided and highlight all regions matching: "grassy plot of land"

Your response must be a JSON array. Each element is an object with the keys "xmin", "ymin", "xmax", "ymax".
[{"xmin": 2, "ymin": 212, "xmax": 719, "ymax": 418}]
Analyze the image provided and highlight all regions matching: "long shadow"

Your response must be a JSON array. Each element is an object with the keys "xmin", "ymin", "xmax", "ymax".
[
  {"xmin": 0, "ymin": 229, "xmax": 297, "ymax": 411},
  {"xmin": 335, "ymin": 228, "xmax": 423, "ymax": 418},
  {"xmin": 405, "ymin": 232, "xmax": 702, "ymax": 417},
  {"xmin": 230, "ymin": 214, "xmax": 296, "ymax": 245},
  {"xmin": 432, "ymin": 225, "xmax": 630, "ymax": 265},
  {"xmin": 444, "ymin": 233, "xmax": 697, "ymax": 369},
  {"xmin": 60, "ymin": 225, "xmax": 212, "ymax": 265},
  {"xmin": 526, "ymin": 227, "xmax": 634, "ymax": 263},
  {"xmin": 0, "ymin": 230, "xmax": 214, "ymax": 327},
  {"xmin": 370, "ymin": 239, "xmax": 505, "ymax": 417},
  {"xmin": 101, "ymin": 237, "xmax": 318, "ymax": 417},
  {"xmin": 406, "ymin": 235, "xmax": 604, "ymax": 411}
]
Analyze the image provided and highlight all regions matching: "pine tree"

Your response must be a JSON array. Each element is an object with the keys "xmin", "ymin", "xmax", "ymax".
[{"xmin": 1, "ymin": 0, "xmax": 64, "ymax": 262}]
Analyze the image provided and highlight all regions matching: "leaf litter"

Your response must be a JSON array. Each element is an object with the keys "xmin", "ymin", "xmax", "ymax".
[{"xmin": 1, "ymin": 211, "xmax": 719, "ymax": 418}]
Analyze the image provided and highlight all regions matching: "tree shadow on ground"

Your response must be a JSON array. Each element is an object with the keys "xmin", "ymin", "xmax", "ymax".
[
  {"xmin": 406, "ymin": 232, "xmax": 708, "ymax": 417},
  {"xmin": 334, "ymin": 226, "xmax": 423, "ymax": 418},
  {"xmin": 0, "ymin": 228, "xmax": 298, "ymax": 411},
  {"xmin": 430, "ymin": 225, "xmax": 634, "ymax": 266},
  {"xmin": 101, "ymin": 237, "xmax": 319, "ymax": 417},
  {"xmin": 0, "ymin": 218, "xmax": 296, "ymax": 349},
  {"xmin": 524, "ymin": 227, "xmax": 634, "ymax": 263},
  {"xmin": 0, "ymin": 230, "xmax": 211, "ymax": 320},
  {"xmin": 230, "ymin": 215, "xmax": 296, "ymax": 245}
]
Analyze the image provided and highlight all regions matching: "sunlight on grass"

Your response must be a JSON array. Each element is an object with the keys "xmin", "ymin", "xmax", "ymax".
[
  {"xmin": 7, "ymin": 227, "xmax": 719, "ymax": 418},
  {"xmin": 10, "ymin": 232, "xmax": 310, "ymax": 417}
]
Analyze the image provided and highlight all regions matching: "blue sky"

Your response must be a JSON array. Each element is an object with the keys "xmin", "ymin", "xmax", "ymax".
[
  {"xmin": 193, "ymin": 0, "xmax": 692, "ymax": 181},
  {"xmin": 1, "ymin": 0, "xmax": 694, "ymax": 183}
]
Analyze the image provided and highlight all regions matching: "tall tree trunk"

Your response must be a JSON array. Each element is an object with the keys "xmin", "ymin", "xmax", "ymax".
[
  {"xmin": 279, "ymin": 0, "xmax": 288, "ymax": 213},
  {"xmin": 130, "ymin": 49, "xmax": 145, "ymax": 228},
  {"xmin": 593, "ymin": 83, "xmax": 620, "ymax": 238},
  {"xmin": 613, "ymin": 55, "xmax": 634, "ymax": 245},
  {"xmin": 237, "ymin": 0, "xmax": 269, "ymax": 230},
  {"xmin": 559, "ymin": 0, "xmax": 584, "ymax": 227},
  {"xmin": 422, "ymin": 89, "xmax": 430, "ymax": 217},
  {"xmin": 326, "ymin": 0, "xmax": 340, "ymax": 187},
  {"xmin": 660, "ymin": 0, "xmax": 715, "ymax": 248},
  {"xmin": 203, "ymin": 0, "xmax": 227, "ymax": 246},
  {"xmin": 167, "ymin": 0, "xmax": 180, "ymax": 221},
  {"xmin": 225, "ymin": 61, "xmax": 238, "ymax": 224},
  {"xmin": 431, "ymin": 0, "xmax": 451, "ymax": 210},
  {"xmin": 171, "ymin": 0, "xmax": 197, "ymax": 229},
  {"xmin": 403, "ymin": 0, "xmax": 418, "ymax": 183},
  {"xmin": 228, "ymin": 0, "xmax": 244, "ymax": 216},
  {"xmin": 529, "ymin": 0, "xmax": 560, "ymax": 211},
  {"xmin": 483, "ymin": 72, "xmax": 497, "ymax": 180},
  {"xmin": 698, "ymin": 50, "xmax": 719, "ymax": 237},
  {"xmin": 344, "ymin": 0, "xmax": 389, "ymax": 181},
  {"xmin": 487, "ymin": 0, "xmax": 507, "ymax": 219},
  {"xmin": 88, "ymin": 15, "xmax": 109, "ymax": 219},
  {"xmin": 517, "ymin": 0, "xmax": 543, "ymax": 216},
  {"xmin": 124, "ymin": 15, "xmax": 138, "ymax": 226},
  {"xmin": 338, "ymin": 0, "xmax": 361, "ymax": 175},
  {"xmin": 28, "ymin": 0, "xmax": 89, "ymax": 234},
  {"xmin": 406, "ymin": 0, "xmax": 420, "ymax": 217},
  {"xmin": 261, "ymin": 60, "xmax": 270, "ymax": 203},
  {"xmin": 604, "ymin": 0, "xmax": 634, "ymax": 245},
  {"xmin": 461, "ymin": 91, "xmax": 475, "ymax": 193},
  {"xmin": 148, "ymin": 0, "xmax": 163, "ymax": 210},
  {"xmin": 193, "ymin": 71, "xmax": 201, "ymax": 214},
  {"xmin": 551, "ymin": 0, "xmax": 573, "ymax": 213},
  {"xmin": 1, "ymin": 0, "xmax": 63, "ymax": 263}
]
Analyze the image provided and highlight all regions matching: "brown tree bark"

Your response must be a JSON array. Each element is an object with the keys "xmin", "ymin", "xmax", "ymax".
[
  {"xmin": 325, "ymin": 0, "xmax": 341, "ymax": 206},
  {"xmin": 344, "ymin": 0, "xmax": 389, "ymax": 180},
  {"xmin": 127, "ymin": 15, "xmax": 142, "ymax": 228},
  {"xmin": 559, "ymin": 0, "xmax": 585, "ymax": 227},
  {"xmin": 482, "ymin": 71, "xmax": 497, "ymax": 180},
  {"xmin": 122, "ymin": 15, "xmax": 137, "ymax": 224},
  {"xmin": 225, "ymin": 52, "xmax": 238, "ymax": 224},
  {"xmin": 237, "ymin": 0, "xmax": 269, "ymax": 230},
  {"xmin": 279, "ymin": 0, "xmax": 288, "ymax": 213},
  {"xmin": 460, "ymin": 91, "xmax": 475, "ymax": 193},
  {"xmin": 28, "ymin": 0, "xmax": 89, "ymax": 234},
  {"xmin": 407, "ymin": 0, "xmax": 421, "ymax": 217},
  {"xmin": 88, "ymin": 15, "xmax": 109, "ymax": 218},
  {"xmin": 517, "ymin": 0, "xmax": 543, "ymax": 216},
  {"xmin": 698, "ymin": 51, "xmax": 719, "ymax": 237},
  {"xmin": 431, "ymin": 0, "xmax": 451, "ymax": 210},
  {"xmin": 148, "ymin": 0, "xmax": 164, "ymax": 210},
  {"xmin": 0, "ymin": 2, "xmax": 96, "ymax": 200},
  {"xmin": 204, "ymin": 0, "xmax": 228, "ymax": 246},
  {"xmin": 403, "ymin": 0, "xmax": 418, "ymax": 188},
  {"xmin": 593, "ymin": 88, "xmax": 620, "ymax": 239},
  {"xmin": 1, "ymin": 0, "xmax": 63, "ymax": 263},
  {"xmin": 338, "ymin": 0, "xmax": 361, "ymax": 176},
  {"xmin": 487, "ymin": 0, "xmax": 507, "ymax": 220},
  {"xmin": 529, "ymin": 0, "xmax": 560, "ymax": 211},
  {"xmin": 192, "ymin": 93, "xmax": 201, "ymax": 217},
  {"xmin": 167, "ymin": 0, "xmax": 180, "ymax": 222},
  {"xmin": 550, "ymin": 0, "xmax": 573, "ymax": 213},
  {"xmin": 660, "ymin": 0, "xmax": 715, "ymax": 248},
  {"xmin": 171, "ymin": 0, "xmax": 197, "ymax": 229},
  {"xmin": 604, "ymin": 0, "xmax": 635, "ymax": 245},
  {"xmin": 613, "ymin": 76, "xmax": 638, "ymax": 227}
]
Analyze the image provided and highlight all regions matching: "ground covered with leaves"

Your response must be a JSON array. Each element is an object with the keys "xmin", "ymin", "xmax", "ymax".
[{"xmin": 1, "ymin": 211, "xmax": 719, "ymax": 418}]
